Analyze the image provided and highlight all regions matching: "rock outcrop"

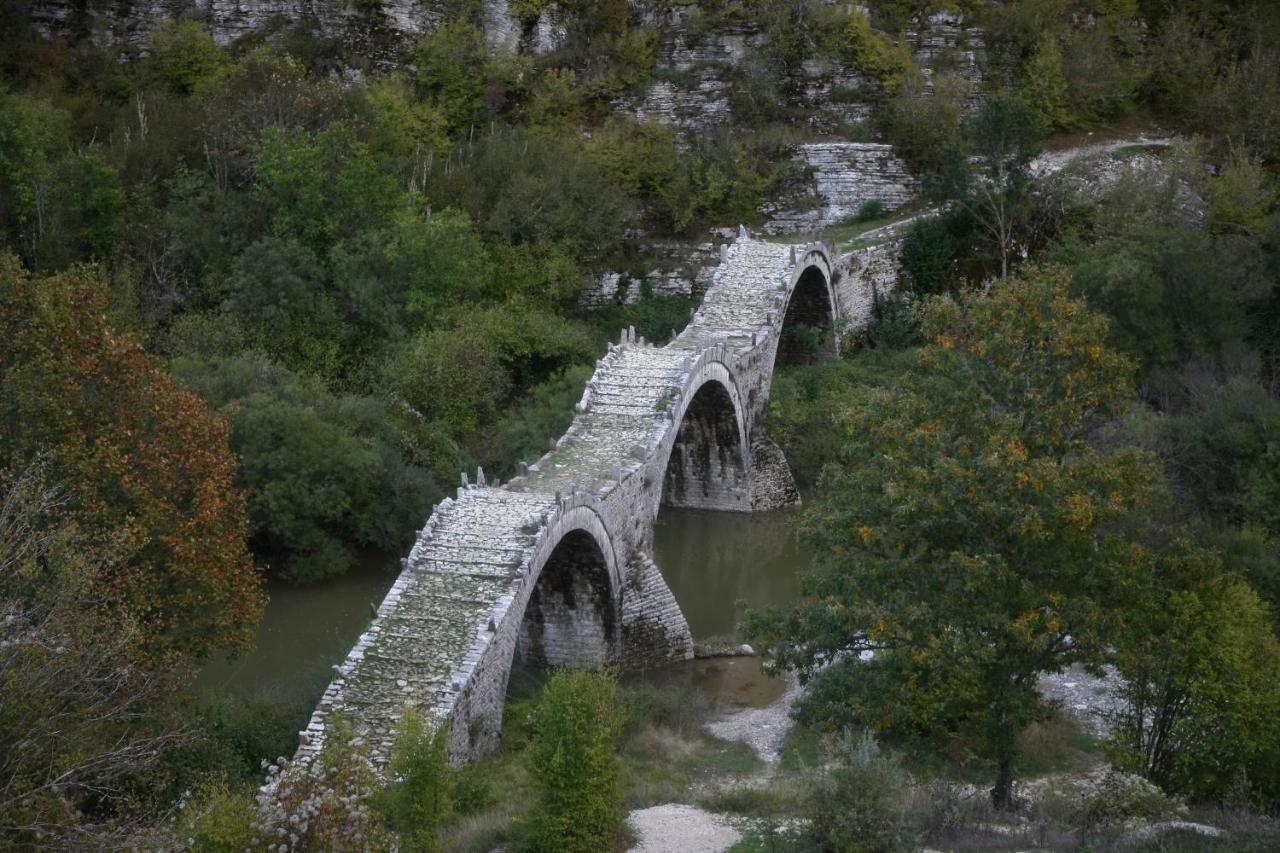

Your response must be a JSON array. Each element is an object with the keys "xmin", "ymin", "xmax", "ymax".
[{"xmin": 762, "ymin": 142, "xmax": 919, "ymax": 235}]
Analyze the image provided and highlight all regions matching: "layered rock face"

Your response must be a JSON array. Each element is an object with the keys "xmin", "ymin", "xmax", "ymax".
[
  {"xmin": 762, "ymin": 142, "xmax": 918, "ymax": 234},
  {"xmin": 22, "ymin": 0, "xmax": 547, "ymax": 60}
]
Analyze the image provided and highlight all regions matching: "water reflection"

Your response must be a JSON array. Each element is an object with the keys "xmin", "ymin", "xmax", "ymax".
[
  {"xmin": 198, "ymin": 508, "xmax": 811, "ymax": 711},
  {"xmin": 652, "ymin": 507, "xmax": 811, "ymax": 640},
  {"xmin": 197, "ymin": 552, "xmax": 397, "ymax": 708}
]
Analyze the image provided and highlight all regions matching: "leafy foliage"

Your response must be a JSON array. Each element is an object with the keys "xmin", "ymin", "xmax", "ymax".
[
  {"xmin": 0, "ymin": 466, "xmax": 182, "ymax": 844},
  {"xmin": 802, "ymin": 730, "xmax": 918, "ymax": 852},
  {"xmin": 750, "ymin": 268, "xmax": 1161, "ymax": 808},
  {"xmin": 1110, "ymin": 542, "xmax": 1280, "ymax": 806},
  {"xmin": 522, "ymin": 669, "xmax": 623, "ymax": 852},
  {"xmin": 926, "ymin": 93, "xmax": 1048, "ymax": 279},
  {"xmin": 376, "ymin": 710, "xmax": 455, "ymax": 852},
  {"xmin": 0, "ymin": 254, "xmax": 263, "ymax": 659}
]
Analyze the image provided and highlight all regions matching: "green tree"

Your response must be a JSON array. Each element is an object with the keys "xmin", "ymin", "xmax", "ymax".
[
  {"xmin": 749, "ymin": 268, "xmax": 1161, "ymax": 809},
  {"xmin": 376, "ymin": 710, "xmax": 454, "ymax": 852},
  {"xmin": 1020, "ymin": 32, "xmax": 1073, "ymax": 129},
  {"xmin": 223, "ymin": 237, "xmax": 343, "ymax": 377},
  {"xmin": 415, "ymin": 20, "xmax": 491, "ymax": 138},
  {"xmin": 253, "ymin": 123, "xmax": 401, "ymax": 258},
  {"xmin": 1052, "ymin": 223, "xmax": 1271, "ymax": 393},
  {"xmin": 879, "ymin": 66, "xmax": 970, "ymax": 174},
  {"xmin": 172, "ymin": 351, "xmax": 439, "ymax": 582},
  {"xmin": 145, "ymin": 21, "xmax": 230, "ymax": 96},
  {"xmin": 927, "ymin": 93, "xmax": 1047, "ymax": 278},
  {"xmin": 1135, "ymin": 377, "xmax": 1280, "ymax": 535},
  {"xmin": 523, "ymin": 669, "xmax": 623, "ymax": 852},
  {"xmin": 1110, "ymin": 542, "xmax": 1280, "ymax": 805}
]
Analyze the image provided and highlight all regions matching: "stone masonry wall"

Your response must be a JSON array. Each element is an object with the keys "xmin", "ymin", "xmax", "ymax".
[
  {"xmin": 620, "ymin": 554, "xmax": 696, "ymax": 670},
  {"xmin": 833, "ymin": 239, "xmax": 903, "ymax": 329}
]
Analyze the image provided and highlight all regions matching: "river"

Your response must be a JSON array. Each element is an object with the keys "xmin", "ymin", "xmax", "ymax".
[{"xmin": 198, "ymin": 507, "xmax": 812, "ymax": 713}]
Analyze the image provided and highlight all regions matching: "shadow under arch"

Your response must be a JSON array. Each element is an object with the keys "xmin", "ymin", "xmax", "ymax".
[
  {"xmin": 661, "ymin": 376, "xmax": 750, "ymax": 512},
  {"xmin": 516, "ymin": 527, "xmax": 619, "ymax": 669},
  {"xmin": 777, "ymin": 264, "xmax": 838, "ymax": 366}
]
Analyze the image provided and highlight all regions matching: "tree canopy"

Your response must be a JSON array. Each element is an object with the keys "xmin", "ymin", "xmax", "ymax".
[{"xmin": 750, "ymin": 267, "xmax": 1162, "ymax": 807}]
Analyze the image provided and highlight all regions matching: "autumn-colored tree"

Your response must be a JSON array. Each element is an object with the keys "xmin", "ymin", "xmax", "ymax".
[
  {"xmin": 0, "ymin": 252, "xmax": 263, "ymax": 660},
  {"xmin": 749, "ymin": 267, "xmax": 1162, "ymax": 808}
]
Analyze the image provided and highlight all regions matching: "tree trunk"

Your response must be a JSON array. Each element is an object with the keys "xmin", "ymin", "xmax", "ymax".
[{"xmin": 991, "ymin": 755, "xmax": 1014, "ymax": 810}]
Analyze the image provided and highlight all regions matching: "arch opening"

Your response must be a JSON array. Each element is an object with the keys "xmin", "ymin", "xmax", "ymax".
[
  {"xmin": 516, "ymin": 530, "xmax": 617, "ymax": 669},
  {"xmin": 777, "ymin": 266, "xmax": 836, "ymax": 365},
  {"xmin": 662, "ymin": 379, "xmax": 748, "ymax": 512}
]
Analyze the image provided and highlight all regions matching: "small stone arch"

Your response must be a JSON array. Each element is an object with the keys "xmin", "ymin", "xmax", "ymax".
[
  {"xmin": 777, "ymin": 261, "xmax": 839, "ymax": 366},
  {"xmin": 659, "ymin": 361, "xmax": 752, "ymax": 513}
]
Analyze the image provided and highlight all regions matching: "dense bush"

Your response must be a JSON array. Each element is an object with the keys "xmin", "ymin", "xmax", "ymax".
[
  {"xmin": 899, "ymin": 209, "xmax": 981, "ymax": 294},
  {"xmin": 522, "ymin": 669, "xmax": 623, "ymax": 852},
  {"xmin": 1131, "ymin": 377, "xmax": 1280, "ymax": 535},
  {"xmin": 803, "ymin": 731, "xmax": 917, "ymax": 853},
  {"xmin": 376, "ymin": 710, "xmax": 455, "ymax": 852},
  {"xmin": 172, "ymin": 351, "xmax": 440, "ymax": 582},
  {"xmin": 1111, "ymin": 542, "xmax": 1280, "ymax": 806},
  {"xmin": 765, "ymin": 348, "xmax": 917, "ymax": 488}
]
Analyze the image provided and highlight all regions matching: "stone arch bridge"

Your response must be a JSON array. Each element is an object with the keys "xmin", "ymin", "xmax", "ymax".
[{"xmin": 299, "ymin": 232, "xmax": 866, "ymax": 768}]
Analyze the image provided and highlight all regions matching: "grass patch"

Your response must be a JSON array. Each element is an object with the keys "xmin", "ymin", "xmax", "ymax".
[
  {"xmin": 777, "ymin": 723, "xmax": 824, "ymax": 773},
  {"xmin": 1015, "ymin": 714, "xmax": 1105, "ymax": 778}
]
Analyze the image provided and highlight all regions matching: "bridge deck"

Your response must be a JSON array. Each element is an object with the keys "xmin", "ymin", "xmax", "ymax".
[{"xmin": 296, "ymin": 235, "xmax": 832, "ymax": 768}]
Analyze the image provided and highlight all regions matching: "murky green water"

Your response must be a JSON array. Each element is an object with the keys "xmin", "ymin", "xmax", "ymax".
[
  {"xmin": 197, "ymin": 507, "xmax": 811, "ymax": 711},
  {"xmin": 651, "ymin": 507, "xmax": 810, "ymax": 640},
  {"xmin": 197, "ymin": 551, "xmax": 398, "ymax": 706}
]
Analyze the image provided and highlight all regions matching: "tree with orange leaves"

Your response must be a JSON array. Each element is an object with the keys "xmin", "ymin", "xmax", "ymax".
[
  {"xmin": 0, "ymin": 251, "xmax": 263, "ymax": 661},
  {"xmin": 748, "ymin": 266, "xmax": 1163, "ymax": 809}
]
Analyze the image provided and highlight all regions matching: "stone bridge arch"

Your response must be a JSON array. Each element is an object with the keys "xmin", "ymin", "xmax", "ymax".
[
  {"xmin": 439, "ymin": 497, "xmax": 621, "ymax": 759},
  {"xmin": 292, "ymin": 234, "xmax": 854, "ymax": 774},
  {"xmin": 778, "ymin": 262, "xmax": 840, "ymax": 365},
  {"xmin": 658, "ymin": 356, "xmax": 752, "ymax": 513}
]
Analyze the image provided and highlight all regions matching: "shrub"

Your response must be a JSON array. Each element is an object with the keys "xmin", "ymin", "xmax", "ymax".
[
  {"xmin": 522, "ymin": 669, "xmax": 623, "ymax": 852},
  {"xmin": 856, "ymin": 198, "xmax": 887, "ymax": 221},
  {"xmin": 376, "ymin": 710, "xmax": 454, "ymax": 852},
  {"xmin": 803, "ymin": 730, "xmax": 917, "ymax": 853},
  {"xmin": 879, "ymin": 69, "xmax": 969, "ymax": 174},
  {"xmin": 259, "ymin": 720, "xmax": 392, "ymax": 851},
  {"xmin": 178, "ymin": 777, "xmax": 258, "ymax": 853},
  {"xmin": 900, "ymin": 209, "xmax": 977, "ymax": 295},
  {"xmin": 161, "ymin": 695, "xmax": 303, "ymax": 799},
  {"xmin": 1110, "ymin": 542, "xmax": 1280, "ymax": 806},
  {"xmin": 172, "ymin": 351, "xmax": 439, "ymax": 582}
]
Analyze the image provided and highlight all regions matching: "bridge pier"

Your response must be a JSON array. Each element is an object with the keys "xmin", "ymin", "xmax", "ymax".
[
  {"xmin": 620, "ymin": 554, "xmax": 696, "ymax": 671},
  {"xmin": 749, "ymin": 433, "xmax": 802, "ymax": 510},
  {"xmin": 293, "ymin": 236, "xmax": 847, "ymax": 773}
]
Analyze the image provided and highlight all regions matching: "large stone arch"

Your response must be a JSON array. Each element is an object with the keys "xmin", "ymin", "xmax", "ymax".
[
  {"xmin": 658, "ymin": 358, "xmax": 752, "ymax": 513},
  {"xmin": 517, "ymin": 529, "xmax": 617, "ymax": 668},
  {"xmin": 442, "ymin": 500, "xmax": 620, "ymax": 759}
]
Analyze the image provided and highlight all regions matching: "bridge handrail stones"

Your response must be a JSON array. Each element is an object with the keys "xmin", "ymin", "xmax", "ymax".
[{"xmin": 295, "ymin": 231, "xmax": 838, "ymax": 769}]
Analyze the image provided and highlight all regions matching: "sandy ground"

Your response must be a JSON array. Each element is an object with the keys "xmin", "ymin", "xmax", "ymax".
[
  {"xmin": 627, "ymin": 804, "xmax": 742, "ymax": 853},
  {"xmin": 706, "ymin": 671, "xmax": 802, "ymax": 763}
]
